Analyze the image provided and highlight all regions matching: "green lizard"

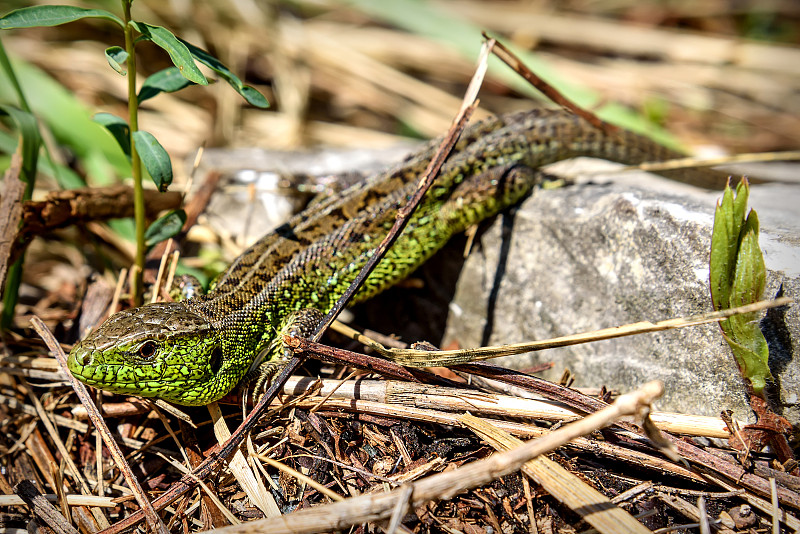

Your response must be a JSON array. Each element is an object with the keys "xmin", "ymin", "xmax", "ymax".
[{"xmin": 67, "ymin": 108, "xmax": 715, "ymax": 405}]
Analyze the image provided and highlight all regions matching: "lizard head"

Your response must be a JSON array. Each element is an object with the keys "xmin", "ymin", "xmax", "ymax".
[{"xmin": 68, "ymin": 302, "xmax": 229, "ymax": 406}]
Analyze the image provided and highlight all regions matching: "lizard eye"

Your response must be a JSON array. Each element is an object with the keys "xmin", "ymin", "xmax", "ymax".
[{"xmin": 138, "ymin": 341, "xmax": 159, "ymax": 359}]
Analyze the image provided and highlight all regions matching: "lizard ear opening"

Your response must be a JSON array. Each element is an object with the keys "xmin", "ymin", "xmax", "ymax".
[{"xmin": 209, "ymin": 346, "xmax": 223, "ymax": 375}]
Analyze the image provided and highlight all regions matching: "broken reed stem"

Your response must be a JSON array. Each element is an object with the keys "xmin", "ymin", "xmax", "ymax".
[
  {"xmin": 373, "ymin": 297, "xmax": 792, "ymax": 366},
  {"xmin": 280, "ymin": 376, "xmax": 737, "ymax": 439},
  {"xmin": 620, "ymin": 150, "xmax": 800, "ymax": 174}
]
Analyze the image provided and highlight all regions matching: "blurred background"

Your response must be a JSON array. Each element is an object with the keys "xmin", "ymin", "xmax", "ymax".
[
  {"xmin": 2, "ymin": 0, "xmax": 799, "ymax": 177},
  {"xmin": 1, "ymin": 0, "xmax": 799, "ymax": 319}
]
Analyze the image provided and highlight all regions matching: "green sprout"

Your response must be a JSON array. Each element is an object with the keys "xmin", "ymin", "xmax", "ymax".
[{"xmin": 709, "ymin": 178, "xmax": 771, "ymax": 394}]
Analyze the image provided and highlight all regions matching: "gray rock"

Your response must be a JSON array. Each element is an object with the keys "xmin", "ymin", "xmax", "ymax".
[
  {"xmin": 192, "ymin": 145, "xmax": 418, "ymax": 244},
  {"xmin": 439, "ymin": 161, "xmax": 799, "ymax": 425}
]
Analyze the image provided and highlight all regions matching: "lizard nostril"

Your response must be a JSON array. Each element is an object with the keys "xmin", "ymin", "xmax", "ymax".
[
  {"xmin": 78, "ymin": 351, "xmax": 93, "ymax": 366},
  {"xmin": 69, "ymin": 345, "xmax": 93, "ymax": 367}
]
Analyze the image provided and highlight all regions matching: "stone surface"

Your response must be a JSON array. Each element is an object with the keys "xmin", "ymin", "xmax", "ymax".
[
  {"xmin": 194, "ymin": 145, "xmax": 417, "ymax": 243},
  {"xmin": 438, "ymin": 161, "xmax": 799, "ymax": 425}
]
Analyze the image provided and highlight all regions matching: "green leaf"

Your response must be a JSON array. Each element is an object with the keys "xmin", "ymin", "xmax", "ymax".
[
  {"xmin": 732, "ymin": 179, "xmax": 749, "ymax": 235},
  {"xmin": 93, "ymin": 112, "xmax": 130, "ymax": 157},
  {"xmin": 709, "ymin": 183, "xmax": 735, "ymax": 310},
  {"xmin": 0, "ymin": 130, "xmax": 82, "ymax": 187},
  {"xmin": 0, "ymin": 57, "xmax": 130, "ymax": 184},
  {"xmin": 0, "ymin": 105, "xmax": 42, "ymax": 331},
  {"xmin": 0, "ymin": 104, "xmax": 41, "ymax": 185},
  {"xmin": 145, "ymin": 209, "xmax": 186, "ymax": 248},
  {"xmin": 0, "ymin": 5, "xmax": 124, "ymax": 29},
  {"xmin": 138, "ymin": 66, "xmax": 194, "ymax": 103},
  {"xmin": 132, "ymin": 130, "xmax": 172, "ymax": 191},
  {"xmin": 105, "ymin": 46, "xmax": 128, "ymax": 75},
  {"xmin": 709, "ymin": 178, "xmax": 771, "ymax": 393},
  {"xmin": 129, "ymin": 21, "xmax": 207, "ymax": 85},
  {"xmin": 239, "ymin": 85, "xmax": 269, "ymax": 108},
  {"xmin": 730, "ymin": 221, "xmax": 765, "ymax": 309},
  {"xmin": 0, "ymin": 39, "xmax": 84, "ymax": 189},
  {"xmin": 109, "ymin": 217, "xmax": 135, "ymax": 242},
  {"xmin": 178, "ymin": 38, "xmax": 269, "ymax": 108}
]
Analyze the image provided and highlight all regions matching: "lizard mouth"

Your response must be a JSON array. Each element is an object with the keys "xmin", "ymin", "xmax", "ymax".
[
  {"xmin": 67, "ymin": 364, "xmax": 173, "ymax": 398},
  {"xmin": 67, "ymin": 344, "xmax": 168, "ymax": 392}
]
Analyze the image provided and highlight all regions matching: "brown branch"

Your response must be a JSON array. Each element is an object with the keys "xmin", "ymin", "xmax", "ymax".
[
  {"xmin": 0, "ymin": 151, "xmax": 26, "ymax": 293},
  {"xmin": 8, "ymin": 185, "xmax": 183, "ymax": 268},
  {"xmin": 21, "ymin": 185, "xmax": 182, "ymax": 237},
  {"xmin": 484, "ymin": 32, "xmax": 614, "ymax": 135},
  {"xmin": 14, "ymin": 480, "xmax": 78, "ymax": 534}
]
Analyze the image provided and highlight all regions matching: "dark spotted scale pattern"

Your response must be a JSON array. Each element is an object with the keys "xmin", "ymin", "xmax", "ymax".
[{"xmin": 68, "ymin": 109, "xmax": 698, "ymax": 405}]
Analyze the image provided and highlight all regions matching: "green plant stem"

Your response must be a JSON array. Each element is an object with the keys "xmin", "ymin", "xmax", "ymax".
[
  {"xmin": 0, "ymin": 37, "xmax": 31, "ymax": 114},
  {"xmin": 123, "ymin": 0, "xmax": 144, "ymax": 306},
  {"xmin": 0, "ymin": 37, "xmax": 35, "ymax": 330}
]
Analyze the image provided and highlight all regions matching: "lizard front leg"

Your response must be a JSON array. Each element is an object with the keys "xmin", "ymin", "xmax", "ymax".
[{"xmin": 250, "ymin": 308, "xmax": 325, "ymax": 395}]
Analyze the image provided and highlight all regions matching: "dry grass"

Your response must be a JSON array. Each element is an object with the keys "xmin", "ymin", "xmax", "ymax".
[{"xmin": 1, "ymin": 1, "xmax": 799, "ymax": 533}]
